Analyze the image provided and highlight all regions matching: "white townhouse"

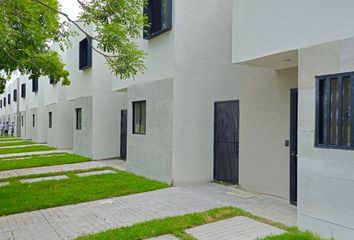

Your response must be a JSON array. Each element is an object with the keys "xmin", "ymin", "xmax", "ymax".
[
  {"xmin": 112, "ymin": 0, "xmax": 239, "ymax": 184},
  {"xmin": 64, "ymin": 24, "xmax": 127, "ymax": 160},
  {"xmin": 232, "ymin": 0, "xmax": 354, "ymax": 239}
]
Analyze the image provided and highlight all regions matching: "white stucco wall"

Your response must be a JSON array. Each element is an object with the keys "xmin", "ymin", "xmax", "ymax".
[
  {"xmin": 238, "ymin": 66, "xmax": 298, "ymax": 199},
  {"xmin": 72, "ymin": 96, "xmax": 93, "ymax": 158},
  {"xmin": 233, "ymin": 0, "xmax": 354, "ymax": 63},
  {"xmin": 127, "ymin": 78, "xmax": 173, "ymax": 183},
  {"xmin": 298, "ymin": 38, "xmax": 354, "ymax": 240},
  {"xmin": 172, "ymin": 0, "xmax": 239, "ymax": 185}
]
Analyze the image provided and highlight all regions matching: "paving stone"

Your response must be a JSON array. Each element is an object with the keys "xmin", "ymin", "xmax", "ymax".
[
  {"xmin": 0, "ymin": 156, "xmax": 32, "ymax": 161},
  {"xmin": 75, "ymin": 170, "xmax": 116, "ymax": 177},
  {"xmin": 0, "ymin": 159, "xmax": 126, "ymax": 180},
  {"xmin": 148, "ymin": 235, "xmax": 179, "ymax": 240},
  {"xmin": 0, "ymin": 183, "xmax": 296, "ymax": 240},
  {"xmin": 0, "ymin": 144, "xmax": 43, "ymax": 149},
  {"xmin": 20, "ymin": 175, "xmax": 69, "ymax": 184},
  {"xmin": 0, "ymin": 181, "xmax": 9, "ymax": 187},
  {"xmin": 186, "ymin": 216, "xmax": 285, "ymax": 240},
  {"xmin": 0, "ymin": 150, "xmax": 68, "ymax": 159}
]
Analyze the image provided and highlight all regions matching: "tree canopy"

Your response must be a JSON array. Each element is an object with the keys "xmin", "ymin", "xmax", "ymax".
[{"xmin": 0, "ymin": 0, "xmax": 147, "ymax": 93}]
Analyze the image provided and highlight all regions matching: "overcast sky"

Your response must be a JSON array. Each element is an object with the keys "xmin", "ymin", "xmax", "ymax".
[{"xmin": 59, "ymin": 0, "xmax": 81, "ymax": 20}]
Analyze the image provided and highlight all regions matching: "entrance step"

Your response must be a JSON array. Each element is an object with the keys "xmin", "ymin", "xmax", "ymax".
[
  {"xmin": 186, "ymin": 216, "xmax": 285, "ymax": 240},
  {"xmin": 75, "ymin": 170, "xmax": 116, "ymax": 177},
  {"xmin": 20, "ymin": 175, "xmax": 68, "ymax": 184},
  {"xmin": 147, "ymin": 235, "xmax": 179, "ymax": 240}
]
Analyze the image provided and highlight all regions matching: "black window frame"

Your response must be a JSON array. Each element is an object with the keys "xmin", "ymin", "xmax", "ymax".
[
  {"xmin": 21, "ymin": 115, "xmax": 24, "ymax": 127},
  {"xmin": 3, "ymin": 97, "xmax": 6, "ymax": 107},
  {"xmin": 48, "ymin": 111, "xmax": 53, "ymax": 129},
  {"xmin": 132, "ymin": 100, "xmax": 146, "ymax": 135},
  {"xmin": 0, "ymin": 100, "xmax": 2, "ymax": 108},
  {"xmin": 21, "ymin": 83, "xmax": 26, "ymax": 98},
  {"xmin": 79, "ymin": 38, "xmax": 92, "ymax": 70},
  {"xmin": 7, "ymin": 94, "xmax": 10, "ymax": 105},
  {"xmin": 32, "ymin": 78, "xmax": 38, "ymax": 93},
  {"xmin": 32, "ymin": 114, "xmax": 35, "ymax": 128},
  {"xmin": 144, "ymin": 0, "xmax": 172, "ymax": 40},
  {"xmin": 13, "ymin": 89, "xmax": 17, "ymax": 102},
  {"xmin": 315, "ymin": 71, "xmax": 354, "ymax": 150},
  {"xmin": 75, "ymin": 108, "xmax": 82, "ymax": 130}
]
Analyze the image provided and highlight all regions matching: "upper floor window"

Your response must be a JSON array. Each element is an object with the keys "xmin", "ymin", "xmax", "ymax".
[
  {"xmin": 32, "ymin": 78, "xmax": 38, "ymax": 93},
  {"xmin": 21, "ymin": 83, "xmax": 26, "ymax": 98},
  {"xmin": 133, "ymin": 101, "xmax": 146, "ymax": 135},
  {"xmin": 3, "ymin": 97, "xmax": 6, "ymax": 107},
  {"xmin": 13, "ymin": 89, "xmax": 17, "ymax": 102},
  {"xmin": 0, "ymin": 100, "xmax": 2, "ymax": 108},
  {"xmin": 144, "ymin": 0, "xmax": 172, "ymax": 40},
  {"xmin": 79, "ymin": 38, "xmax": 92, "ymax": 70},
  {"xmin": 316, "ymin": 72, "xmax": 354, "ymax": 150},
  {"xmin": 32, "ymin": 114, "xmax": 35, "ymax": 128},
  {"xmin": 7, "ymin": 94, "xmax": 10, "ymax": 105}
]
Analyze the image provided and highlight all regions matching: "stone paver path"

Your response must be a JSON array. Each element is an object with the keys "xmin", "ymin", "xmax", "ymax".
[
  {"xmin": 0, "ymin": 144, "xmax": 43, "ymax": 149},
  {"xmin": 75, "ymin": 169, "xmax": 116, "ymax": 177},
  {"xmin": 0, "ymin": 182, "xmax": 9, "ymax": 187},
  {"xmin": 148, "ymin": 235, "xmax": 179, "ymax": 240},
  {"xmin": 0, "ymin": 159, "xmax": 126, "ymax": 180},
  {"xmin": 186, "ymin": 216, "xmax": 285, "ymax": 240},
  {"xmin": 0, "ymin": 150, "xmax": 68, "ymax": 159},
  {"xmin": 20, "ymin": 175, "xmax": 69, "ymax": 184},
  {"xmin": 0, "ymin": 183, "xmax": 296, "ymax": 240}
]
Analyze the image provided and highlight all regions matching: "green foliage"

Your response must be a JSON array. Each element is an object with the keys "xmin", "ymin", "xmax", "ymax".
[
  {"xmin": 0, "ymin": 0, "xmax": 149, "ymax": 92},
  {"xmin": 0, "ymin": 0, "xmax": 71, "ymax": 90},
  {"xmin": 79, "ymin": 0, "xmax": 148, "ymax": 79}
]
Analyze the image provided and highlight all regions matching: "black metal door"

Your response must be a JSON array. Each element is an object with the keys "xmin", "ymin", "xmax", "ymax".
[
  {"xmin": 290, "ymin": 89, "xmax": 298, "ymax": 205},
  {"xmin": 214, "ymin": 100, "xmax": 239, "ymax": 184},
  {"xmin": 120, "ymin": 110, "xmax": 127, "ymax": 160}
]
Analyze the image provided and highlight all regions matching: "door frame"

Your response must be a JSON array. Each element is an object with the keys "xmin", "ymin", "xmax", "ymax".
[
  {"xmin": 120, "ymin": 109, "xmax": 128, "ymax": 160},
  {"xmin": 213, "ymin": 100, "xmax": 240, "ymax": 185},
  {"xmin": 289, "ymin": 89, "xmax": 298, "ymax": 205}
]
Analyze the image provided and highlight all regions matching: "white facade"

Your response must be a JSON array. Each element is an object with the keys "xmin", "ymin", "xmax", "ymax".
[
  {"xmin": 233, "ymin": 1, "xmax": 354, "ymax": 239},
  {"xmin": 111, "ymin": 0, "xmax": 238, "ymax": 184}
]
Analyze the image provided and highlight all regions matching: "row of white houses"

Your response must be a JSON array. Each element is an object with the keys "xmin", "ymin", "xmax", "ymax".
[{"xmin": 1, "ymin": 0, "xmax": 354, "ymax": 239}]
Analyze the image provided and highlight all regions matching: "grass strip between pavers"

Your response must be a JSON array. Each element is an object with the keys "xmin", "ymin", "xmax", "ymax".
[
  {"xmin": 0, "ymin": 153, "xmax": 90, "ymax": 171},
  {"xmin": 0, "ymin": 145, "xmax": 56, "ymax": 155},
  {"xmin": 75, "ymin": 207, "xmax": 323, "ymax": 240},
  {"xmin": 0, "ymin": 167, "xmax": 168, "ymax": 216},
  {"xmin": 0, "ymin": 140, "xmax": 36, "ymax": 147}
]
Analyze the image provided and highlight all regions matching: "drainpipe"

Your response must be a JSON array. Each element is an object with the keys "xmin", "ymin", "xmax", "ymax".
[{"xmin": 16, "ymin": 78, "xmax": 21, "ymax": 137}]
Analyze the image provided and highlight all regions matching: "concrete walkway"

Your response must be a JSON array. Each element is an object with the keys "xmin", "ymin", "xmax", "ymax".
[
  {"xmin": 0, "ymin": 183, "xmax": 296, "ymax": 240},
  {"xmin": 0, "ymin": 159, "xmax": 127, "ymax": 179}
]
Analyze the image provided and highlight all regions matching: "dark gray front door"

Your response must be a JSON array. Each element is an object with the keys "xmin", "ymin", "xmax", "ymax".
[
  {"xmin": 120, "ymin": 110, "xmax": 128, "ymax": 160},
  {"xmin": 290, "ymin": 89, "xmax": 298, "ymax": 205},
  {"xmin": 214, "ymin": 100, "xmax": 239, "ymax": 184}
]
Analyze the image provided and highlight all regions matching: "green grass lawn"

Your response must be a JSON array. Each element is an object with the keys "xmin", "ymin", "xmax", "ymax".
[
  {"xmin": 76, "ymin": 207, "xmax": 321, "ymax": 240},
  {"xmin": 0, "ymin": 168, "xmax": 168, "ymax": 216},
  {"xmin": 0, "ymin": 137, "xmax": 20, "ymax": 142},
  {"xmin": 0, "ymin": 145, "xmax": 56, "ymax": 155},
  {"xmin": 0, "ymin": 140, "xmax": 36, "ymax": 147},
  {"xmin": 0, "ymin": 153, "xmax": 90, "ymax": 171}
]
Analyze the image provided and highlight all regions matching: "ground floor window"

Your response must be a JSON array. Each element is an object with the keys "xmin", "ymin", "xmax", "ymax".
[
  {"xmin": 21, "ymin": 115, "xmax": 24, "ymax": 127},
  {"xmin": 316, "ymin": 72, "xmax": 354, "ymax": 149},
  {"xmin": 32, "ymin": 114, "xmax": 35, "ymax": 128},
  {"xmin": 132, "ymin": 101, "xmax": 146, "ymax": 135},
  {"xmin": 75, "ymin": 108, "xmax": 82, "ymax": 130},
  {"xmin": 48, "ymin": 112, "xmax": 53, "ymax": 129}
]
